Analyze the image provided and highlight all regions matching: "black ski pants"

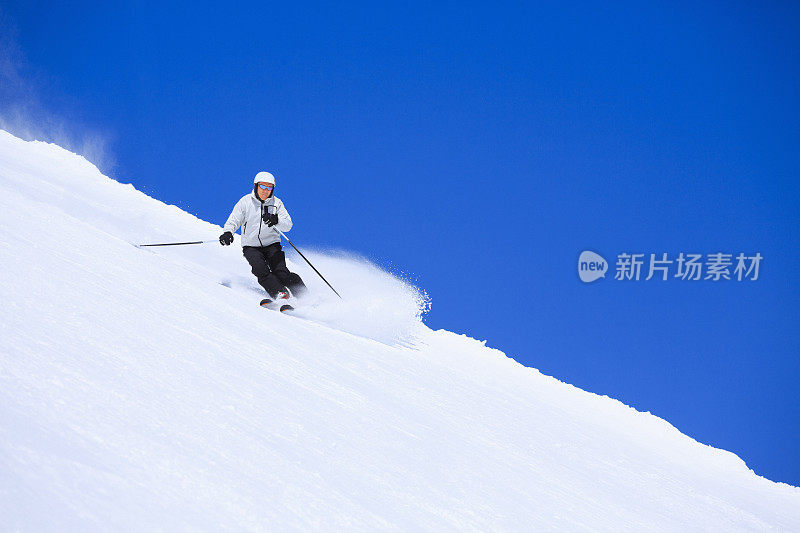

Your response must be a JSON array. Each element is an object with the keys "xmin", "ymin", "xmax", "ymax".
[{"xmin": 243, "ymin": 243, "xmax": 307, "ymax": 298}]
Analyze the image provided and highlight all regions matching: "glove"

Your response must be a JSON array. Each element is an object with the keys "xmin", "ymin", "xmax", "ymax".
[
  {"xmin": 219, "ymin": 231, "xmax": 234, "ymax": 246},
  {"xmin": 265, "ymin": 213, "xmax": 279, "ymax": 227}
]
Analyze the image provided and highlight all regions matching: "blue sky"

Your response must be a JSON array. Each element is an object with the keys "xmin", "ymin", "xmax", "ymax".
[{"xmin": 2, "ymin": 1, "xmax": 799, "ymax": 485}]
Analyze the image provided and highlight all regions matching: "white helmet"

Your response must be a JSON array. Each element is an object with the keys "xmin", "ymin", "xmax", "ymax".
[{"xmin": 254, "ymin": 171, "xmax": 276, "ymax": 185}]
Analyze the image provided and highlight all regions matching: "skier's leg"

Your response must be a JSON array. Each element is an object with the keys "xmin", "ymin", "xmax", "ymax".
[
  {"xmin": 242, "ymin": 246, "xmax": 285, "ymax": 298},
  {"xmin": 265, "ymin": 243, "xmax": 307, "ymax": 297},
  {"xmin": 285, "ymin": 272, "xmax": 308, "ymax": 297}
]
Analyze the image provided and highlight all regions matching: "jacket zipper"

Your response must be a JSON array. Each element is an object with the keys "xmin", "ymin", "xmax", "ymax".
[{"xmin": 257, "ymin": 202, "xmax": 264, "ymax": 246}]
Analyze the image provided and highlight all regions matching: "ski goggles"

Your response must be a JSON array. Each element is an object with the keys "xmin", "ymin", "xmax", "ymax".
[{"xmin": 257, "ymin": 184, "xmax": 274, "ymax": 190}]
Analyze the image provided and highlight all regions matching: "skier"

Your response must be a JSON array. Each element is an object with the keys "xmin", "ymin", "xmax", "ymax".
[{"xmin": 219, "ymin": 171, "xmax": 307, "ymax": 301}]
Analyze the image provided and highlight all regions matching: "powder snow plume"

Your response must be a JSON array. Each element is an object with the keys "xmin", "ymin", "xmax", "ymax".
[
  {"xmin": 279, "ymin": 249, "xmax": 431, "ymax": 345},
  {"xmin": 220, "ymin": 248, "xmax": 431, "ymax": 345}
]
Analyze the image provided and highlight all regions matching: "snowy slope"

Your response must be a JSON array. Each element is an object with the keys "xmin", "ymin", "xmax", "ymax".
[{"xmin": 0, "ymin": 130, "xmax": 798, "ymax": 531}]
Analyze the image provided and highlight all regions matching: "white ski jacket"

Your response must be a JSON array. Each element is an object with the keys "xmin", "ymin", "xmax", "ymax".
[{"xmin": 223, "ymin": 192, "xmax": 293, "ymax": 247}]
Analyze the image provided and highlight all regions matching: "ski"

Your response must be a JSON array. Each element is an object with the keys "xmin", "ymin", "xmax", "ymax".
[{"xmin": 259, "ymin": 298, "xmax": 294, "ymax": 313}]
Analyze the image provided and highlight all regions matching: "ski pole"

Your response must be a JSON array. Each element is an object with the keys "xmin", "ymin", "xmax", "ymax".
[
  {"xmin": 276, "ymin": 229, "xmax": 343, "ymax": 299},
  {"xmin": 137, "ymin": 240, "xmax": 218, "ymax": 247}
]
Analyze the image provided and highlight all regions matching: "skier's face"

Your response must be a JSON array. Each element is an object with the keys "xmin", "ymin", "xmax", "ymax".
[{"xmin": 256, "ymin": 182, "xmax": 274, "ymax": 200}]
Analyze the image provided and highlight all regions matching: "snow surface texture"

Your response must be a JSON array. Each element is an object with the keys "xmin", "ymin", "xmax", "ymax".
[{"xmin": 0, "ymin": 129, "xmax": 798, "ymax": 531}]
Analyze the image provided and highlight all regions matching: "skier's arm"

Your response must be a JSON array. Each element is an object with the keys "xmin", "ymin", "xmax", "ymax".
[
  {"xmin": 223, "ymin": 198, "xmax": 246, "ymax": 234},
  {"xmin": 275, "ymin": 200, "xmax": 293, "ymax": 232}
]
